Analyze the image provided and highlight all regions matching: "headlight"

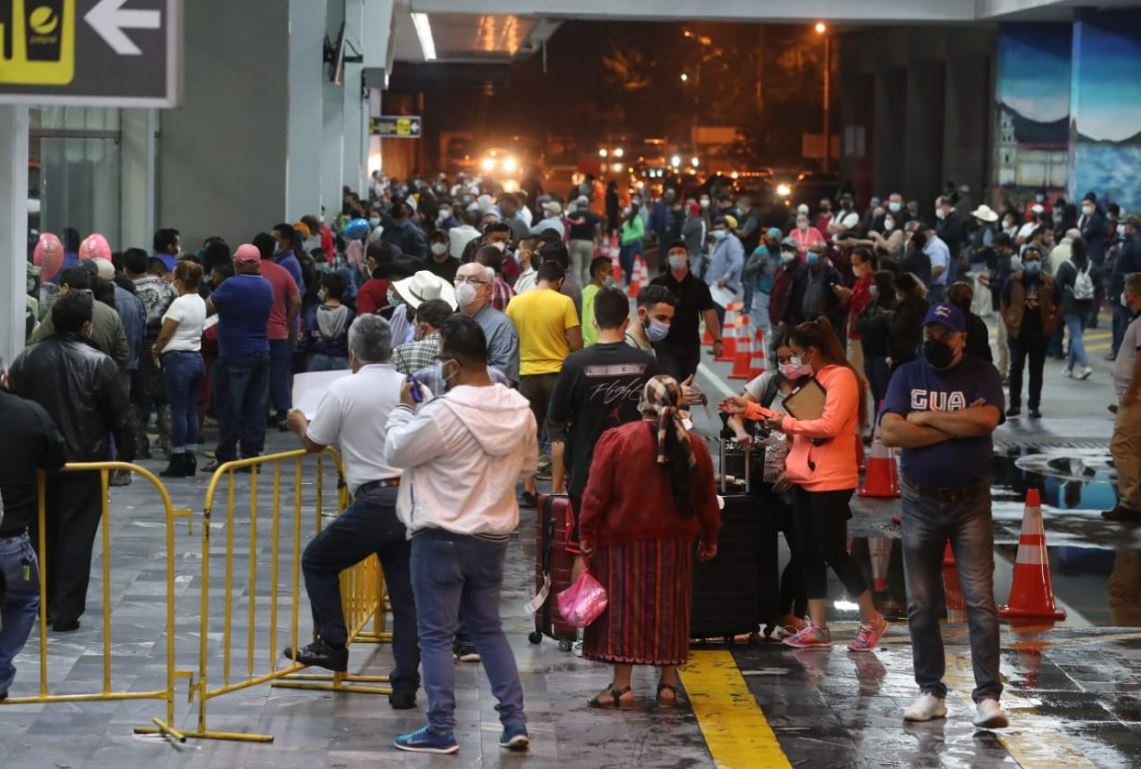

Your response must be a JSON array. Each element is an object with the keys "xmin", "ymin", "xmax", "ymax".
[
  {"xmin": 502, "ymin": 156, "xmax": 518, "ymax": 172},
  {"xmin": 481, "ymin": 158, "xmax": 496, "ymax": 172},
  {"xmin": 777, "ymin": 183, "xmax": 792, "ymax": 197},
  {"xmin": 670, "ymin": 155, "xmax": 682, "ymax": 167}
]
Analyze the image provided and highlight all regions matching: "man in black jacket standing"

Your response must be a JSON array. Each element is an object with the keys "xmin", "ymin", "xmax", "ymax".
[
  {"xmin": 0, "ymin": 355, "xmax": 68, "ymax": 699},
  {"xmin": 9, "ymin": 293, "xmax": 134, "ymax": 632}
]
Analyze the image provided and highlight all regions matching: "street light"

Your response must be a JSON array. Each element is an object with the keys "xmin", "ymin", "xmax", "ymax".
[
  {"xmin": 680, "ymin": 72, "xmax": 689, "ymax": 82},
  {"xmin": 816, "ymin": 22, "xmax": 831, "ymax": 173},
  {"xmin": 670, "ymin": 154, "xmax": 682, "ymax": 168}
]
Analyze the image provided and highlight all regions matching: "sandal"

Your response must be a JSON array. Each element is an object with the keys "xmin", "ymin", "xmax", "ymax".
[
  {"xmin": 588, "ymin": 684, "xmax": 633, "ymax": 710},
  {"xmin": 656, "ymin": 682, "xmax": 678, "ymax": 710}
]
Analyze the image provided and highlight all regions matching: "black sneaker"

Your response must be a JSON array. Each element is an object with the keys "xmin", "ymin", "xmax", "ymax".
[
  {"xmin": 1028, "ymin": 408, "xmax": 1042, "ymax": 419},
  {"xmin": 283, "ymin": 637, "xmax": 348, "ymax": 672},
  {"xmin": 1006, "ymin": 406, "xmax": 1021, "ymax": 418},
  {"xmin": 454, "ymin": 643, "xmax": 480, "ymax": 663},
  {"xmin": 1102, "ymin": 505, "xmax": 1141, "ymax": 522},
  {"xmin": 389, "ymin": 690, "xmax": 417, "ymax": 710},
  {"xmin": 52, "ymin": 618, "xmax": 80, "ymax": 633},
  {"xmin": 520, "ymin": 491, "xmax": 537, "ymax": 509}
]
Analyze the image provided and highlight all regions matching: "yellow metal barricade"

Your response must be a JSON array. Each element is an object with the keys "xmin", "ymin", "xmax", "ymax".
[
  {"xmin": 0, "ymin": 463, "xmax": 191, "ymax": 744},
  {"xmin": 180, "ymin": 449, "xmax": 390, "ymax": 743}
]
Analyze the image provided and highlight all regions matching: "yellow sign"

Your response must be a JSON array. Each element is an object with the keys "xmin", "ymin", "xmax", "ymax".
[
  {"xmin": 0, "ymin": 0, "xmax": 76, "ymax": 86},
  {"xmin": 370, "ymin": 115, "xmax": 421, "ymax": 138}
]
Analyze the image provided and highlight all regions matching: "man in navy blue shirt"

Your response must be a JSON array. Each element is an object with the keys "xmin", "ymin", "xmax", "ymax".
[
  {"xmin": 880, "ymin": 303, "xmax": 1008, "ymax": 730},
  {"xmin": 206, "ymin": 244, "xmax": 275, "ymax": 466}
]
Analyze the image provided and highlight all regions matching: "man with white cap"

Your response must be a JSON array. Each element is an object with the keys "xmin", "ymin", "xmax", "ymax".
[
  {"xmin": 533, "ymin": 201, "xmax": 565, "ymax": 240},
  {"xmin": 567, "ymin": 195, "xmax": 602, "ymax": 285}
]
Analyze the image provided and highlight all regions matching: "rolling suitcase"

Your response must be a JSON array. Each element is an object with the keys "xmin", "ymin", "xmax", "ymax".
[
  {"xmin": 527, "ymin": 493, "xmax": 578, "ymax": 651},
  {"xmin": 690, "ymin": 441, "xmax": 778, "ymax": 642}
]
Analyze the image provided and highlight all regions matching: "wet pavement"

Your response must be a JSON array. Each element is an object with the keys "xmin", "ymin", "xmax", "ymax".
[{"xmin": 2, "ymin": 319, "xmax": 1140, "ymax": 767}]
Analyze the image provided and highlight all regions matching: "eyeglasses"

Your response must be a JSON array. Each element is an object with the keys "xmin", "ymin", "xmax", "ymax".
[{"xmin": 454, "ymin": 276, "xmax": 490, "ymax": 285}]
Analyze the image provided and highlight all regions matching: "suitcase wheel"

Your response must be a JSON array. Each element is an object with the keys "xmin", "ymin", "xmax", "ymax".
[
  {"xmin": 528, "ymin": 631, "xmax": 543, "ymax": 645},
  {"xmin": 558, "ymin": 639, "xmax": 574, "ymax": 652}
]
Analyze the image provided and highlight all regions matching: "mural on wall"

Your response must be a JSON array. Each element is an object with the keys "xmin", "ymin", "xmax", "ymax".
[
  {"xmin": 994, "ymin": 24, "xmax": 1071, "ymax": 202},
  {"xmin": 1070, "ymin": 9, "xmax": 1141, "ymax": 213}
]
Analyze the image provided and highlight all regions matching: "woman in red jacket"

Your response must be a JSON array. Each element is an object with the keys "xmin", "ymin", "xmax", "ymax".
[
  {"xmin": 722, "ymin": 317, "xmax": 888, "ymax": 652},
  {"xmin": 579, "ymin": 375, "xmax": 720, "ymax": 710}
]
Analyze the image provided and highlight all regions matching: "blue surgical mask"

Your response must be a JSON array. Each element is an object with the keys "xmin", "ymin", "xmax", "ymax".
[
  {"xmin": 645, "ymin": 317, "xmax": 671, "ymax": 342},
  {"xmin": 667, "ymin": 255, "xmax": 688, "ymax": 271},
  {"xmin": 869, "ymin": 284, "xmax": 880, "ymax": 299},
  {"xmin": 369, "ymin": 217, "xmax": 381, "ymax": 228},
  {"xmin": 888, "ymin": 202, "xmax": 901, "ymax": 213},
  {"xmin": 1024, "ymin": 260, "xmax": 1042, "ymax": 274},
  {"xmin": 712, "ymin": 229, "xmax": 727, "ymax": 242}
]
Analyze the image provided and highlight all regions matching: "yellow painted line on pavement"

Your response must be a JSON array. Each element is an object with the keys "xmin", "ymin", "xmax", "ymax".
[
  {"xmin": 943, "ymin": 654, "xmax": 1096, "ymax": 769},
  {"xmin": 680, "ymin": 650, "xmax": 793, "ymax": 769}
]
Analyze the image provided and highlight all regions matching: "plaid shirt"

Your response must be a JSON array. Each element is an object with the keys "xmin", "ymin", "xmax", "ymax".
[
  {"xmin": 392, "ymin": 332, "xmax": 441, "ymax": 375},
  {"xmin": 491, "ymin": 277, "xmax": 516, "ymax": 312}
]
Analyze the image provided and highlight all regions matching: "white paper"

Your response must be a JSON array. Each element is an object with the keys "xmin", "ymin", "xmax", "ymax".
[
  {"xmin": 525, "ymin": 574, "xmax": 552, "ymax": 615},
  {"xmin": 292, "ymin": 370, "xmax": 352, "ymax": 419},
  {"xmin": 709, "ymin": 284, "xmax": 738, "ymax": 309}
]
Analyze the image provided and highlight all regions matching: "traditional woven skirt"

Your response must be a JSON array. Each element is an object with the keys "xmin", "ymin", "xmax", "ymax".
[{"xmin": 582, "ymin": 537, "xmax": 693, "ymax": 666}]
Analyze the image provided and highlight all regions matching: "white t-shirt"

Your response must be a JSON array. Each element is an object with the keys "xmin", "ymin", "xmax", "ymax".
[
  {"xmin": 161, "ymin": 293, "xmax": 207, "ymax": 352},
  {"xmin": 306, "ymin": 363, "xmax": 405, "ymax": 494}
]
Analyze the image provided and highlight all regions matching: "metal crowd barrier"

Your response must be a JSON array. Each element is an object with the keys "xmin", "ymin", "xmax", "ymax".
[
  {"xmin": 0, "ymin": 463, "xmax": 193, "ymax": 745},
  {"xmin": 178, "ymin": 449, "xmax": 391, "ymax": 744}
]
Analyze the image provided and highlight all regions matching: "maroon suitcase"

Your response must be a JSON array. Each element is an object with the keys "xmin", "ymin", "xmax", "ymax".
[{"xmin": 527, "ymin": 493, "xmax": 578, "ymax": 651}]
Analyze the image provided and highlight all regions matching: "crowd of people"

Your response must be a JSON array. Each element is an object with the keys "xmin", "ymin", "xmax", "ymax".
[{"xmin": 1, "ymin": 169, "xmax": 1139, "ymax": 754}]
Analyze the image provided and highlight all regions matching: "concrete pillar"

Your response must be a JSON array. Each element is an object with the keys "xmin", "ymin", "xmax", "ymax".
[
  {"xmin": 341, "ymin": 0, "xmax": 367, "ymax": 198},
  {"xmin": 874, "ymin": 67, "xmax": 907, "ymax": 195},
  {"xmin": 120, "ymin": 109, "xmax": 157, "ymax": 250},
  {"xmin": 321, "ymin": 0, "xmax": 347, "ymax": 218},
  {"xmin": 943, "ymin": 54, "xmax": 991, "ymax": 203},
  {"xmin": 0, "ymin": 106, "xmax": 30, "ymax": 369},
  {"xmin": 904, "ymin": 61, "xmax": 946, "ymax": 217},
  {"xmin": 287, "ymin": 0, "xmax": 327, "ymax": 221}
]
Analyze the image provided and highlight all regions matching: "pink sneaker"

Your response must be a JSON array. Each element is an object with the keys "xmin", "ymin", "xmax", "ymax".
[
  {"xmin": 782, "ymin": 624, "xmax": 832, "ymax": 649},
  {"xmin": 848, "ymin": 615, "xmax": 889, "ymax": 652}
]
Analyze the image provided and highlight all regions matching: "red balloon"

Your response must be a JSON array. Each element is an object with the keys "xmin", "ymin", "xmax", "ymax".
[
  {"xmin": 34, "ymin": 233, "xmax": 64, "ymax": 282},
  {"xmin": 79, "ymin": 233, "xmax": 112, "ymax": 262}
]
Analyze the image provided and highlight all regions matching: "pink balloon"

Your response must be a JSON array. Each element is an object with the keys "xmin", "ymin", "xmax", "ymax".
[
  {"xmin": 79, "ymin": 233, "xmax": 112, "ymax": 262},
  {"xmin": 34, "ymin": 233, "xmax": 64, "ymax": 282}
]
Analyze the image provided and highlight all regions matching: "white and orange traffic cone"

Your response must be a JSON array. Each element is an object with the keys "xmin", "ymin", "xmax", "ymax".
[
  {"xmin": 728, "ymin": 317, "xmax": 753, "ymax": 380},
  {"xmin": 748, "ymin": 326, "xmax": 767, "ymax": 378},
  {"xmin": 717, "ymin": 303, "xmax": 740, "ymax": 362},
  {"xmin": 869, "ymin": 536, "xmax": 892, "ymax": 593},
  {"xmin": 999, "ymin": 489, "xmax": 1066, "ymax": 622},
  {"xmin": 627, "ymin": 255, "xmax": 644, "ymax": 298},
  {"xmin": 610, "ymin": 244, "xmax": 622, "ymax": 282},
  {"xmin": 858, "ymin": 420, "xmax": 900, "ymax": 498}
]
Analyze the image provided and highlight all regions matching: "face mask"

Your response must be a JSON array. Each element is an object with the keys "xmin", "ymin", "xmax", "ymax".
[
  {"xmin": 1118, "ymin": 224, "xmax": 1127, "ymax": 237},
  {"xmin": 712, "ymin": 229, "xmax": 727, "ymax": 242},
  {"xmin": 1082, "ymin": 205, "xmax": 1094, "ymax": 216},
  {"xmin": 806, "ymin": 251, "xmax": 819, "ymax": 265},
  {"xmin": 1024, "ymin": 260, "xmax": 1042, "ymax": 274},
  {"xmin": 787, "ymin": 356, "xmax": 813, "ymax": 376},
  {"xmin": 645, "ymin": 317, "xmax": 671, "ymax": 342},
  {"xmin": 1036, "ymin": 194, "xmax": 1045, "ymax": 203},
  {"xmin": 778, "ymin": 363, "xmax": 804, "ymax": 380},
  {"xmin": 632, "ymin": 197, "xmax": 642, "ymax": 206},
  {"xmin": 387, "ymin": 289, "xmax": 404, "ymax": 307},
  {"xmin": 936, "ymin": 209, "xmax": 947, "ymax": 220},
  {"xmin": 700, "ymin": 198, "xmax": 710, "ymax": 209},
  {"xmin": 439, "ymin": 360, "xmax": 459, "ymax": 392},
  {"xmin": 869, "ymin": 284, "xmax": 880, "ymax": 299},
  {"xmin": 430, "ymin": 242, "xmax": 448, "ymax": 256},
  {"xmin": 780, "ymin": 250, "xmax": 796, "ymax": 264},
  {"xmin": 883, "ymin": 218, "xmax": 895, "ymax": 232},
  {"xmin": 888, "ymin": 202, "xmax": 901, "ymax": 213},
  {"xmin": 369, "ymin": 217, "xmax": 381, "ymax": 228},
  {"xmin": 439, "ymin": 209, "xmax": 451, "ymax": 221},
  {"xmin": 923, "ymin": 338, "xmax": 956, "ymax": 370},
  {"xmin": 668, "ymin": 254, "xmax": 687, "ymax": 271},
  {"xmin": 455, "ymin": 282, "xmax": 478, "ymax": 307},
  {"xmin": 491, "ymin": 240, "xmax": 507, "ymax": 252}
]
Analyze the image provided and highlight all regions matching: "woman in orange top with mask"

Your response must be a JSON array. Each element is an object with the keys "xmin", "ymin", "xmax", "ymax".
[{"xmin": 722, "ymin": 317, "xmax": 888, "ymax": 652}]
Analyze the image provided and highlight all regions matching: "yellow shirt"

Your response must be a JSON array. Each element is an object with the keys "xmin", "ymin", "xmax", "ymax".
[{"xmin": 505, "ymin": 288, "xmax": 580, "ymax": 376}]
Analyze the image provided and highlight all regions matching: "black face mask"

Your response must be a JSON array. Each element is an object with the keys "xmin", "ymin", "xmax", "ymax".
[{"xmin": 924, "ymin": 339, "xmax": 956, "ymax": 370}]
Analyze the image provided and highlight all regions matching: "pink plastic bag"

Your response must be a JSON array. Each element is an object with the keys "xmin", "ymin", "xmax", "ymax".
[{"xmin": 556, "ymin": 570, "xmax": 608, "ymax": 628}]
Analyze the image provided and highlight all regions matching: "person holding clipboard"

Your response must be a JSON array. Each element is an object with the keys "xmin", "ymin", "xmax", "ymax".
[{"xmin": 720, "ymin": 317, "xmax": 889, "ymax": 652}]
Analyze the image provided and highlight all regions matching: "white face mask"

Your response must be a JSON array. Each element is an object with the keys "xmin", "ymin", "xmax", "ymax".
[
  {"xmin": 700, "ymin": 198, "xmax": 710, "ymax": 209},
  {"xmin": 430, "ymin": 242, "xmax": 448, "ymax": 256},
  {"xmin": 490, "ymin": 240, "xmax": 507, "ymax": 252},
  {"xmin": 1082, "ymin": 205, "xmax": 1095, "ymax": 216},
  {"xmin": 455, "ymin": 281, "xmax": 479, "ymax": 307},
  {"xmin": 780, "ymin": 250, "xmax": 796, "ymax": 264},
  {"xmin": 883, "ymin": 218, "xmax": 895, "ymax": 232}
]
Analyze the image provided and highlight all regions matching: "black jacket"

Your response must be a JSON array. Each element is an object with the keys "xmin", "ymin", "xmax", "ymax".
[
  {"xmin": 0, "ymin": 391, "xmax": 67, "ymax": 536},
  {"xmin": 891, "ymin": 297, "xmax": 930, "ymax": 367},
  {"xmin": 9, "ymin": 334, "xmax": 135, "ymax": 463}
]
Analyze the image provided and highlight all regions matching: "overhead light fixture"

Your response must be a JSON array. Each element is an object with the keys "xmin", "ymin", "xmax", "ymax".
[
  {"xmin": 670, "ymin": 155, "xmax": 682, "ymax": 167},
  {"xmin": 613, "ymin": 148, "xmax": 624, "ymax": 158},
  {"xmin": 815, "ymin": 22, "xmax": 827, "ymax": 34},
  {"xmin": 680, "ymin": 73, "xmax": 689, "ymax": 82},
  {"xmin": 599, "ymin": 148, "xmax": 608, "ymax": 158},
  {"xmin": 691, "ymin": 157, "xmax": 699, "ymax": 167},
  {"xmin": 411, "ymin": 13, "xmax": 437, "ymax": 61}
]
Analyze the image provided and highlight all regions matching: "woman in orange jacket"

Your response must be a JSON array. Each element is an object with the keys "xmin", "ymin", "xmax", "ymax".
[{"xmin": 721, "ymin": 317, "xmax": 888, "ymax": 652}]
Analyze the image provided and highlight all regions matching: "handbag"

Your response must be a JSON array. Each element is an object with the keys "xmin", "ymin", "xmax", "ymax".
[{"xmin": 556, "ymin": 569, "xmax": 608, "ymax": 628}]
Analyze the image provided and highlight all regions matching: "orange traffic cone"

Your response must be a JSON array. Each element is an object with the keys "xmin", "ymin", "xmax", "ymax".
[
  {"xmin": 858, "ymin": 421, "xmax": 900, "ymax": 498},
  {"xmin": 728, "ymin": 318, "xmax": 753, "ymax": 380},
  {"xmin": 943, "ymin": 540, "xmax": 956, "ymax": 567},
  {"xmin": 999, "ymin": 489, "xmax": 1066, "ymax": 621},
  {"xmin": 610, "ymin": 244, "xmax": 622, "ymax": 282},
  {"xmin": 627, "ymin": 255, "xmax": 643, "ymax": 298},
  {"xmin": 717, "ymin": 304, "xmax": 739, "ymax": 362},
  {"xmin": 869, "ymin": 536, "xmax": 892, "ymax": 593},
  {"xmin": 748, "ymin": 326, "xmax": 767, "ymax": 378}
]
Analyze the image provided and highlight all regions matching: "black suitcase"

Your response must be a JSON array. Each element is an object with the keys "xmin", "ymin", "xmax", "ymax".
[
  {"xmin": 527, "ymin": 493, "xmax": 578, "ymax": 652},
  {"xmin": 690, "ymin": 441, "xmax": 779, "ymax": 642}
]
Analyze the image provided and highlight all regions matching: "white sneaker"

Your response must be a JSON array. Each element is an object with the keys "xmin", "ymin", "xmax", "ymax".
[
  {"xmin": 973, "ymin": 698, "xmax": 1008, "ymax": 728},
  {"xmin": 1061, "ymin": 367, "xmax": 1072, "ymax": 378},
  {"xmin": 1078, "ymin": 366, "xmax": 1093, "ymax": 380},
  {"xmin": 903, "ymin": 693, "xmax": 947, "ymax": 722},
  {"xmin": 572, "ymin": 640, "xmax": 583, "ymax": 658}
]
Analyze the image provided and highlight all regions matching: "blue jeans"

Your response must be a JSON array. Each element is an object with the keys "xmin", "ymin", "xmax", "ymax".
[
  {"xmin": 301, "ymin": 485, "xmax": 420, "ymax": 695},
  {"xmin": 619, "ymin": 240, "xmax": 642, "ymax": 284},
  {"xmin": 268, "ymin": 339, "xmax": 294, "ymax": 419},
  {"xmin": 864, "ymin": 355, "xmax": 892, "ymax": 409},
  {"xmin": 0, "ymin": 533, "xmax": 40, "ymax": 693},
  {"xmin": 901, "ymin": 481, "xmax": 1002, "ymax": 703},
  {"xmin": 161, "ymin": 351, "xmax": 204, "ymax": 451},
  {"xmin": 411, "ymin": 529, "xmax": 525, "ymax": 733},
  {"xmin": 307, "ymin": 354, "xmax": 349, "ymax": 372},
  {"xmin": 214, "ymin": 353, "xmax": 270, "ymax": 463},
  {"xmin": 1064, "ymin": 313, "xmax": 1088, "ymax": 369}
]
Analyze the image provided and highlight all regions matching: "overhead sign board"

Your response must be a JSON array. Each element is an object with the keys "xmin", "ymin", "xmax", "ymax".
[
  {"xmin": 370, "ymin": 115, "xmax": 421, "ymax": 138},
  {"xmin": 0, "ymin": 0, "xmax": 180, "ymax": 107}
]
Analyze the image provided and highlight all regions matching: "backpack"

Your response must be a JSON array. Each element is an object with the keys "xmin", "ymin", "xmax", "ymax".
[{"xmin": 1071, "ymin": 263, "xmax": 1094, "ymax": 301}]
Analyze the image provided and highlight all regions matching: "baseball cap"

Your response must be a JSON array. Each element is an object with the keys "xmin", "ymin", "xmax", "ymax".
[
  {"xmin": 234, "ymin": 244, "xmax": 261, "ymax": 264},
  {"xmin": 576, "ymin": 195, "xmax": 589, "ymax": 206},
  {"xmin": 923, "ymin": 303, "xmax": 966, "ymax": 333},
  {"xmin": 721, "ymin": 214, "xmax": 738, "ymax": 230},
  {"xmin": 766, "ymin": 227, "xmax": 782, "ymax": 240},
  {"xmin": 780, "ymin": 237, "xmax": 799, "ymax": 250}
]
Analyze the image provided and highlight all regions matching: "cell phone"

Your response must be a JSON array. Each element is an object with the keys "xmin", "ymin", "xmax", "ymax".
[{"xmin": 407, "ymin": 374, "xmax": 423, "ymax": 403}]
